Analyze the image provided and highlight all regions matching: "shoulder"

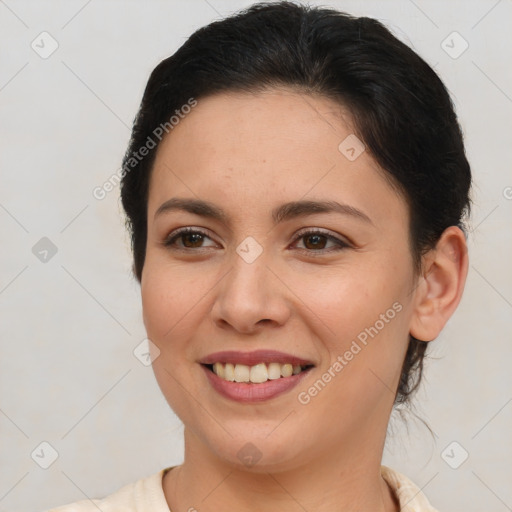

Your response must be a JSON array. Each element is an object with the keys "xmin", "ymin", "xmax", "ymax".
[
  {"xmin": 381, "ymin": 465, "xmax": 440, "ymax": 512},
  {"xmin": 44, "ymin": 467, "xmax": 173, "ymax": 512}
]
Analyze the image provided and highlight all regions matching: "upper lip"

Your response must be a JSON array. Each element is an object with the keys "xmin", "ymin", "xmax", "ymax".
[{"xmin": 199, "ymin": 350, "xmax": 315, "ymax": 367}]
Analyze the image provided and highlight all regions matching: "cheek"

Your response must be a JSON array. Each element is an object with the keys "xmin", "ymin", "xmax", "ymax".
[
  {"xmin": 141, "ymin": 264, "xmax": 204, "ymax": 412},
  {"xmin": 300, "ymin": 262, "xmax": 403, "ymax": 344},
  {"xmin": 141, "ymin": 259, "xmax": 216, "ymax": 344},
  {"xmin": 141, "ymin": 270, "xmax": 167, "ymax": 338},
  {"xmin": 299, "ymin": 260, "xmax": 410, "ymax": 399},
  {"xmin": 141, "ymin": 265, "xmax": 183, "ymax": 343}
]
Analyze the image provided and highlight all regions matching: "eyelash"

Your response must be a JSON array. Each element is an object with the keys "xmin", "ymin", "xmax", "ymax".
[{"xmin": 162, "ymin": 227, "xmax": 350, "ymax": 256}]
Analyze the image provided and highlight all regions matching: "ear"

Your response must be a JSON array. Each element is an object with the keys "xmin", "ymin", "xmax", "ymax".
[{"xmin": 409, "ymin": 226, "xmax": 469, "ymax": 342}]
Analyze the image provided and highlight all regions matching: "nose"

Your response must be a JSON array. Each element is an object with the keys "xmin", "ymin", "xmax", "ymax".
[{"xmin": 211, "ymin": 248, "xmax": 291, "ymax": 334}]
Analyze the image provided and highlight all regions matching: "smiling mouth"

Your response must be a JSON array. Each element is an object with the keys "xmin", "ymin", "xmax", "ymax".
[{"xmin": 202, "ymin": 362, "xmax": 315, "ymax": 384}]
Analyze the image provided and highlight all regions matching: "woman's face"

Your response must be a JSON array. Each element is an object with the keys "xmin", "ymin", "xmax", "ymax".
[{"xmin": 141, "ymin": 89, "xmax": 419, "ymax": 471}]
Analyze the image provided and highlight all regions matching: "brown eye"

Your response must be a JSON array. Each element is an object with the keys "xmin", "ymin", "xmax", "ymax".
[
  {"xmin": 303, "ymin": 233, "xmax": 328, "ymax": 250},
  {"xmin": 162, "ymin": 227, "xmax": 349, "ymax": 255},
  {"xmin": 292, "ymin": 229, "xmax": 349, "ymax": 254},
  {"xmin": 180, "ymin": 232, "xmax": 206, "ymax": 248},
  {"xmin": 164, "ymin": 228, "xmax": 216, "ymax": 250}
]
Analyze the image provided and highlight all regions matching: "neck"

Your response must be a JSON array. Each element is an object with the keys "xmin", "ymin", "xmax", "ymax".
[{"xmin": 163, "ymin": 427, "xmax": 399, "ymax": 512}]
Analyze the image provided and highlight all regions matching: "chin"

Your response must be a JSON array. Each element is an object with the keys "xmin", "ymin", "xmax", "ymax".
[{"xmin": 204, "ymin": 431, "xmax": 308, "ymax": 473}]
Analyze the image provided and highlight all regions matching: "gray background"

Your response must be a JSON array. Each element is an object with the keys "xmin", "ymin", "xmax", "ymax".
[{"xmin": 1, "ymin": 1, "xmax": 511, "ymax": 511}]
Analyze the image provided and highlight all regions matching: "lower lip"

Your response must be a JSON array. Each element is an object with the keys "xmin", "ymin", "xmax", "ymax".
[{"xmin": 201, "ymin": 364, "xmax": 313, "ymax": 403}]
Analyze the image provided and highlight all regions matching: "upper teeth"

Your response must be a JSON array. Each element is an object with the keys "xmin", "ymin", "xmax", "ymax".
[{"xmin": 212, "ymin": 362, "xmax": 307, "ymax": 383}]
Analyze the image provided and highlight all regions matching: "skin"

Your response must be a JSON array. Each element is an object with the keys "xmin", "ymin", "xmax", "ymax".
[{"xmin": 140, "ymin": 88, "xmax": 468, "ymax": 512}]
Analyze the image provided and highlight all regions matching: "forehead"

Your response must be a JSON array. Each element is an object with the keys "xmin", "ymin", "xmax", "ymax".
[
  {"xmin": 147, "ymin": 88, "xmax": 406, "ymax": 228},
  {"xmin": 152, "ymin": 88, "xmax": 358, "ymax": 168},
  {"xmin": 164, "ymin": 88, "xmax": 356, "ymax": 149}
]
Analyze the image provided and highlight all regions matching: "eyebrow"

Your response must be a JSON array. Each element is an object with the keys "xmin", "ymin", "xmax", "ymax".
[{"xmin": 154, "ymin": 197, "xmax": 373, "ymax": 227}]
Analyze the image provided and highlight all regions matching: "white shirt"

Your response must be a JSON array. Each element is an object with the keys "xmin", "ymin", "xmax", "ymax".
[{"xmin": 45, "ymin": 465, "xmax": 440, "ymax": 512}]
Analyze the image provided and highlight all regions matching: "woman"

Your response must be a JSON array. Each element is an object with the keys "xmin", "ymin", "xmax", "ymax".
[{"xmin": 49, "ymin": 1, "xmax": 471, "ymax": 511}]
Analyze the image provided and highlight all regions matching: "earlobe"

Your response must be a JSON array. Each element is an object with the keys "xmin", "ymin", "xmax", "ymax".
[{"xmin": 409, "ymin": 226, "xmax": 469, "ymax": 342}]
